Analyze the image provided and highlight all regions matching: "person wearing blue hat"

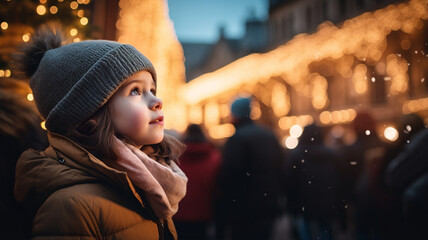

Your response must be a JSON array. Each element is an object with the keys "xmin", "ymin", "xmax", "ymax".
[{"xmin": 216, "ymin": 97, "xmax": 285, "ymax": 240}]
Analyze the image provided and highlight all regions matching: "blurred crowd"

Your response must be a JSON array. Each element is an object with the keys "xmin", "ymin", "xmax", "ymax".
[{"xmin": 1, "ymin": 87, "xmax": 428, "ymax": 240}]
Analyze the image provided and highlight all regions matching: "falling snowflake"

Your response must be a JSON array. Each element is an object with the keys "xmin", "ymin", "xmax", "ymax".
[
  {"xmin": 407, "ymin": 140, "xmax": 410, "ymax": 143},
  {"xmin": 246, "ymin": 172, "xmax": 251, "ymax": 176},
  {"xmin": 301, "ymin": 159, "xmax": 305, "ymax": 163},
  {"xmin": 415, "ymin": 50, "xmax": 418, "ymax": 54},
  {"xmin": 422, "ymin": 78, "xmax": 425, "ymax": 83},
  {"xmin": 365, "ymin": 130, "xmax": 371, "ymax": 135},
  {"xmin": 371, "ymin": 77, "xmax": 376, "ymax": 82},
  {"xmin": 311, "ymin": 137, "xmax": 314, "ymax": 141},
  {"xmin": 308, "ymin": 181, "xmax": 312, "ymax": 184},
  {"xmin": 406, "ymin": 125, "xmax": 412, "ymax": 132}
]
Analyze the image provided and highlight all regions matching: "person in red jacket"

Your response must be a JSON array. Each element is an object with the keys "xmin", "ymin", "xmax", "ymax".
[{"xmin": 174, "ymin": 124, "xmax": 222, "ymax": 240}]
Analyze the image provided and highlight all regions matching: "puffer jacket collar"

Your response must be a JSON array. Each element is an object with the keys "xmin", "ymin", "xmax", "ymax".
[{"xmin": 15, "ymin": 132, "xmax": 145, "ymax": 209}]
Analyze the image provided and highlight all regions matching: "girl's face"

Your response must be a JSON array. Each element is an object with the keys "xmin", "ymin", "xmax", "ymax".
[{"xmin": 109, "ymin": 70, "xmax": 164, "ymax": 147}]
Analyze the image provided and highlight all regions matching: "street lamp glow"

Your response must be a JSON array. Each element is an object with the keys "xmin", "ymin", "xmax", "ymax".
[
  {"xmin": 290, "ymin": 124, "xmax": 303, "ymax": 138},
  {"xmin": 384, "ymin": 126, "xmax": 399, "ymax": 141},
  {"xmin": 285, "ymin": 136, "xmax": 299, "ymax": 149}
]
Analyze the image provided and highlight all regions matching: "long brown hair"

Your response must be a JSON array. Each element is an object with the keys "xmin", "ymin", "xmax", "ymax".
[{"xmin": 67, "ymin": 104, "xmax": 184, "ymax": 164}]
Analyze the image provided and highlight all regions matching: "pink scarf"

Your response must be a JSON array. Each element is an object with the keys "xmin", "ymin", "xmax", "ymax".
[{"xmin": 110, "ymin": 138, "xmax": 187, "ymax": 220}]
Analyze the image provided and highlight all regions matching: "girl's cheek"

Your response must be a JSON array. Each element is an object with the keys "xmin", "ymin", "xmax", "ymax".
[{"xmin": 130, "ymin": 108, "xmax": 147, "ymax": 130}]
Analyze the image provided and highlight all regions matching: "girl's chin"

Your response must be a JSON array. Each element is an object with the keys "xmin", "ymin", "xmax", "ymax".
[{"xmin": 134, "ymin": 135, "xmax": 164, "ymax": 146}]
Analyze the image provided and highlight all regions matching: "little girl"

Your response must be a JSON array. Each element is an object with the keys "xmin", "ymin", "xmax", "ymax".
[{"xmin": 13, "ymin": 24, "xmax": 187, "ymax": 240}]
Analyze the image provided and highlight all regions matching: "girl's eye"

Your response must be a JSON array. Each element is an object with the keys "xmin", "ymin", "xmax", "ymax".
[
  {"xmin": 150, "ymin": 88, "xmax": 157, "ymax": 95},
  {"xmin": 130, "ymin": 88, "xmax": 141, "ymax": 96}
]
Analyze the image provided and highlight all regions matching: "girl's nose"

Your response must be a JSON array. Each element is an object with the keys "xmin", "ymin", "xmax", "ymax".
[{"xmin": 150, "ymin": 96, "xmax": 163, "ymax": 110}]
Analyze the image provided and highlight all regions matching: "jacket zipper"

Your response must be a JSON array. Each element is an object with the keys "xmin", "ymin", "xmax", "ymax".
[{"xmin": 156, "ymin": 219, "xmax": 164, "ymax": 240}]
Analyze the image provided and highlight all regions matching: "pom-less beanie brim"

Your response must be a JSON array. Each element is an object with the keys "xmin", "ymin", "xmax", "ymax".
[{"xmin": 43, "ymin": 44, "xmax": 156, "ymax": 133}]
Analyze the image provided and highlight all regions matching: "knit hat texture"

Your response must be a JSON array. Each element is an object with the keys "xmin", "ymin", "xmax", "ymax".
[
  {"xmin": 30, "ymin": 40, "xmax": 156, "ymax": 133},
  {"xmin": 231, "ymin": 97, "xmax": 251, "ymax": 119}
]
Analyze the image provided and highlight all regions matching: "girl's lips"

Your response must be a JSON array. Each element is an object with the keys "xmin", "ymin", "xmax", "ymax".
[{"xmin": 149, "ymin": 116, "xmax": 164, "ymax": 124}]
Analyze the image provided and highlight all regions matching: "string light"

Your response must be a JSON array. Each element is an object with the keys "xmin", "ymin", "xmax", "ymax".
[
  {"xmin": 384, "ymin": 126, "xmax": 399, "ymax": 141},
  {"xmin": 36, "ymin": 5, "xmax": 47, "ymax": 15},
  {"xmin": 22, "ymin": 33, "xmax": 31, "ymax": 42},
  {"xmin": 77, "ymin": 10, "xmax": 84, "ymax": 17},
  {"xmin": 1, "ymin": 22, "xmax": 8, "ymax": 30},
  {"xmin": 50, "ymin": 6, "xmax": 58, "ymax": 14},
  {"xmin": 39, "ymin": 0, "xmax": 47, "ymax": 3},
  {"xmin": 70, "ymin": 1, "xmax": 79, "ymax": 10},
  {"xmin": 4, "ymin": 70, "xmax": 11, "ymax": 77},
  {"xmin": 0, "ymin": 70, "xmax": 4, "ymax": 77},
  {"xmin": 41, "ymin": 121, "xmax": 47, "ymax": 130},
  {"xmin": 27, "ymin": 93, "xmax": 34, "ymax": 101},
  {"xmin": 70, "ymin": 28, "xmax": 78, "ymax": 36},
  {"xmin": 80, "ymin": 17, "xmax": 88, "ymax": 25}
]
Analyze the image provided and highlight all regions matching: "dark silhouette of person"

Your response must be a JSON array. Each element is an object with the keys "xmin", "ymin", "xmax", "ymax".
[
  {"xmin": 285, "ymin": 123, "xmax": 340, "ymax": 240},
  {"xmin": 0, "ymin": 77, "xmax": 48, "ymax": 239},
  {"xmin": 386, "ymin": 127, "xmax": 428, "ymax": 239},
  {"xmin": 342, "ymin": 110, "xmax": 386, "ymax": 240},
  {"xmin": 174, "ymin": 124, "xmax": 222, "ymax": 240},
  {"xmin": 217, "ymin": 97, "xmax": 285, "ymax": 240},
  {"xmin": 379, "ymin": 113, "xmax": 425, "ymax": 240}
]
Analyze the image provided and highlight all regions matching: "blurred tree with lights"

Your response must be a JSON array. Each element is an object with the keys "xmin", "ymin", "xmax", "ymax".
[{"xmin": 0, "ymin": 0, "xmax": 97, "ymax": 77}]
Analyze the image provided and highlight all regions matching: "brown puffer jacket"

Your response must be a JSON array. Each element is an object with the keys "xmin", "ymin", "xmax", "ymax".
[{"xmin": 14, "ymin": 132, "xmax": 177, "ymax": 240}]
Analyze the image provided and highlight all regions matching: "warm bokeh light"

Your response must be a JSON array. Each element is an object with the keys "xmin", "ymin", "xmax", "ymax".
[
  {"xmin": 80, "ymin": 17, "xmax": 88, "ymax": 25},
  {"xmin": 70, "ymin": 28, "xmax": 78, "ymax": 36},
  {"xmin": 22, "ymin": 33, "xmax": 30, "ymax": 42},
  {"xmin": 50, "ymin": 6, "xmax": 58, "ymax": 14},
  {"xmin": 271, "ymin": 82, "xmax": 290, "ymax": 116},
  {"xmin": 77, "ymin": 10, "xmax": 84, "ymax": 18},
  {"xmin": 180, "ymin": 0, "xmax": 428, "ymax": 136},
  {"xmin": 117, "ymin": 0, "xmax": 186, "ymax": 130},
  {"xmin": 1, "ymin": 22, "xmax": 8, "ymax": 30},
  {"xmin": 285, "ymin": 136, "xmax": 299, "ymax": 149},
  {"xmin": 4, "ymin": 69, "xmax": 11, "ymax": 77},
  {"xmin": 41, "ymin": 121, "xmax": 47, "ymax": 130},
  {"xmin": 73, "ymin": 37, "xmax": 81, "ymax": 42},
  {"xmin": 70, "ymin": 1, "xmax": 79, "ymax": 10},
  {"xmin": 209, "ymin": 123, "xmax": 235, "ymax": 139},
  {"xmin": 279, "ymin": 115, "xmax": 313, "ymax": 130},
  {"xmin": 384, "ymin": 126, "xmax": 399, "ymax": 141},
  {"xmin": 39, "ymin": 0, "xmax": 47, "ymax": 3},
  {"xmin": 189, "ymin": 106, "xmax": 203, "ymax": 124},
  {"xmin": 402, "ymin": 97, "xmax": 428, "ymax": 114},
  {"xmin": 0, "ymin": 70, "xmax": 4, "ymax": 77},
  {"xmin": 27, "ymin": 93, "xmax": 34, "ymax": 101},
  {"xmin": 319, "ymin": 109, "xmax": 356, "ymax": 125},
  {"xmin": 36, "ymin": 5, "xmax": 46, "ymax": 15},
  {"xmin": 289, "ymin": 124, "xmax": 303, "ymax": 138},
  {"xmin": 204, "ymin": 102, "xmax": 219, "ymax": 127}
]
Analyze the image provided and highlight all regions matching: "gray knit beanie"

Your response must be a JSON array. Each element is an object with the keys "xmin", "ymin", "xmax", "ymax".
[
  {"xmin": 231, "ymin": 97, "xmax": 252, "ymax": 119},
  {"xmin": 19, "ymin": 26, "xmax": 156, "ymax": 134}
]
